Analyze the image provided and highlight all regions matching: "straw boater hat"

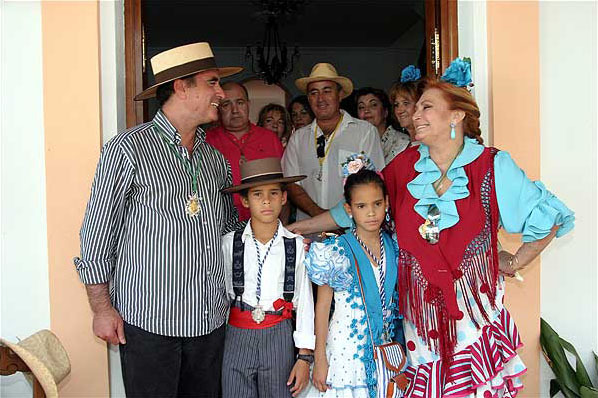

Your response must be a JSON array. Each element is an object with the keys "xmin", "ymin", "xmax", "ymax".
[
  {"xmin": 0, "ymin": 330, "xmax": 71, "ymax": 398},
  {"xmin": 295, "ymin": 63, "xmax": 354, "ymax": 99},
  {"xmin": 134, "ymin": 42, "xmax": 243, "ymax": 101},
  {"xmin": 222, "ymin": 158, "xmax": 306, "ymax": 194}
]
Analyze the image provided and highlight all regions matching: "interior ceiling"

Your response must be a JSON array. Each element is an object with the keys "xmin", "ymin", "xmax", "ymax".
[{"xmin": 143, "ymin": 0, "xmax": 425, "ymax": 49}]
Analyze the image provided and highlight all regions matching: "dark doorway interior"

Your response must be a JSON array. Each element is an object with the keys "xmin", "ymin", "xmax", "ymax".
[{"xmin": 140, "ymin": 0, "xmax": 426, "ymax": 120}]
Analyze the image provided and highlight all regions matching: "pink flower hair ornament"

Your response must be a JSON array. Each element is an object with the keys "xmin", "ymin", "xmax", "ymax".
[{"xmin": 341, "ymin": 152, "xmax": 379, "ymax": 185}]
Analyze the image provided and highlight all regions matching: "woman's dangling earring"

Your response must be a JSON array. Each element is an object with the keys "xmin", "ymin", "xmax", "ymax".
[
  {"xmin": 450, "ymin": 122, "xmax": 456, "ymax": 140},
  {"xmin": 385, "ymin": 208, "xmax": 391, "ymax": 223}
]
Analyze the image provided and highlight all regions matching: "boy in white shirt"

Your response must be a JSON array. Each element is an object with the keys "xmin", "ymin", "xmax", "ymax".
[{"xmin": 221, "ymin": 157, "xmax": 315, "ymax": 398}]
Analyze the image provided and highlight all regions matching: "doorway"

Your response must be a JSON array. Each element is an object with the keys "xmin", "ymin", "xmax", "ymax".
[{"xmin": 125, "ymin": 0, "xmax": 458, "ymax": 127}]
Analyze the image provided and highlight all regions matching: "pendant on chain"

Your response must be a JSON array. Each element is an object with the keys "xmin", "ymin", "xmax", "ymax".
[
  {"xmin": 251, "ymin": 305, "xmax": 266, "ymax": 324},
  {"xmin": 419, "ymin": 205, "xmax": 440, "ymax": 244},
  {"xmin": 316, "ymin": 165, "xmax": 323, "ymax": 182},
  {"xmin": 185, "ymin": 193, "xmax": 201, "ymax": 217}
]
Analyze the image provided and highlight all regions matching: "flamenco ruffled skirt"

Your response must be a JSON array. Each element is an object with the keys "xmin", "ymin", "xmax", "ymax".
[{"xmin": 404, "ymin": 308, "xmax": 526, "ymax": 398}]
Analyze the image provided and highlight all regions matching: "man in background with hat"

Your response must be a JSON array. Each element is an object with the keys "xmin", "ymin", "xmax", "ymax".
[
  {"xmin": 282, "ymin": 62, "xmax": 385, "ymax": 223},
  {"xmin": 206, "ymin": 82, "xmax": 284, "ymax": 222},
  {"xmin": 74, "ymin": 42, "xmax": 244, "ymax": 397}
]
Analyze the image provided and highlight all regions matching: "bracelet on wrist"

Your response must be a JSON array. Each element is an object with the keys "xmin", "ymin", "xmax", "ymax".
[
  {"xmin": 297, "ymin": 353, "xmax": 314, "ymax": 364},
  {"xmin": 508, "ymin": 253, "xmax": 520, "ymax": 270},
  {"xmin": 506, "ymin": 253, "xmax": 524, "ymax": 281}
]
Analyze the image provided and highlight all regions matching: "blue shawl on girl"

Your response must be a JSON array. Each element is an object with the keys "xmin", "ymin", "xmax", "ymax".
[{"xmin": 338, "ymin": 231, "xmax": 398, "ymax": 346}]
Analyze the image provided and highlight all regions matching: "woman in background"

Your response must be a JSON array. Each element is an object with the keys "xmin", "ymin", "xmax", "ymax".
[
  {"xmin": 288, "ymin": 95, "xmax": 315, "ymax": 131},
  {"xmin": 258, "ymin": 103, "xmax": 293, "ymax": 148},
  {"xmin": 355, "ymin": 87, "xmax": 410, "ymax": 165},
  {"xmin": 388, "ymin": 65, "xmax": 422, "ymax": 145}
]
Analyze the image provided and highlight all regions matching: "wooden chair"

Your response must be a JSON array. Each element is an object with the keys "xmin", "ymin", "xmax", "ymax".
[{"xmin": 0, "ymin": 344, "xmax": 46, "ymax": 398}]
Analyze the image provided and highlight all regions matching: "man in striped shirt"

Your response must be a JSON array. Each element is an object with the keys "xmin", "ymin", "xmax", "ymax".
[{"xmin": 74, "ymin": 42, "xmax": 244, "ymax": 397}]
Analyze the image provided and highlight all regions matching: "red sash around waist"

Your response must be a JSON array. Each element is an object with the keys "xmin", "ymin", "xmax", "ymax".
[{"xmin": 228, "ymin": 299, "xmax": 293, "ymax": 330}]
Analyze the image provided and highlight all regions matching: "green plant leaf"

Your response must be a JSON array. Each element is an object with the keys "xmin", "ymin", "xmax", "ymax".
[
  {"xmin": 560, "ymin": 337, "xmax": 594, "ymax": 388},
  {"xmin": 581, "ymin": 386, "xmax": 598, "ymax": 398},
  {"xmin": 551, "ymin": 379, "xmax": 562, "ymax": 397},
  {"xmin": 541, "ymin": 318, "xmax": 581, "ymax": 395},
  {"xmin": 557, "ymin": 378, "xmax": 583, "ymax": 398},
  {"xmin": 594, "ymin": 352, "xmax": 598, "ymax": 378}
]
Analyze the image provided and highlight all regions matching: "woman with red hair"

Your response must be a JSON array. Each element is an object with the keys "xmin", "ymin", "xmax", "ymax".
[{"xmin": 290, "ymin": 59, "xmax": 574, "ymax": 397}]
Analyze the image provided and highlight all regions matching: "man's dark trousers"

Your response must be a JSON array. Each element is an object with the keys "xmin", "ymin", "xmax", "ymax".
[{"xmin": 119, "ymin": 322, "xmax": 225, "ymax": 397}]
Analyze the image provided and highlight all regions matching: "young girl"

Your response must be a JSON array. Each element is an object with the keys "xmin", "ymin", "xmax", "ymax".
[{"xmin": 301, "ymin": 168, "xmax": 400, "ymax": 398}]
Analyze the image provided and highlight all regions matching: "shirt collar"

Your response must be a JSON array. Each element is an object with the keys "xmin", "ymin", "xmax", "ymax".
[
  {"xmin": 222, "ymin": 123, "xmax": 256, "ymax": 141},
  {"xmin": 153, "ymin": 109, "xmax": 207, "ymax": 145},
  {"xmin": 314, "ymin": 109, "xmax": 356, "ymax": 137},
  {"xmin": 241, "ymin": 220, "xmax": 298, "ymax": 243},
  {"xmin": 313, "ymin": 109, "xmax": 357, "ymax": 137},
  {"xmin": 339, "ymin": 109, "xmax": 358, "ymax": 126}
]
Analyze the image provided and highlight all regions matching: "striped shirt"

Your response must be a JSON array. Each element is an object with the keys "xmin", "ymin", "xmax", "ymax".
[{"xmin": 74, "ymin": 110, "xmax": 243, "ymax": 337}]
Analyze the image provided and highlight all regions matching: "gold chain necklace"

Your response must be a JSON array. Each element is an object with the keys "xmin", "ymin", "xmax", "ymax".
[{"xmin": 432, "ymin": 143, "xmax": 464, "ymax": 195}]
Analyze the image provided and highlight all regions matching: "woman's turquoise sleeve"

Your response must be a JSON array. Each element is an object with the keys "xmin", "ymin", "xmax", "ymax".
[
  {"xmin": 330, "ymin": 200, "xmax": 352, "ymax": 229},
  {"xmin": 494, "ymin": 151, "xmax": 575, "ymax": 242}
]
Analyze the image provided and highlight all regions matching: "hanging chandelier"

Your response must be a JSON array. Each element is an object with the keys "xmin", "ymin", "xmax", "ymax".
[{"xmin": 245, "ymin": 0, "xmax": 307, "ymax": 85}]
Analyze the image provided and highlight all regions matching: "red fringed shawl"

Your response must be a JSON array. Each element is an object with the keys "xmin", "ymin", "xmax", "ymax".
[{"xmin": 383, "ymin": 146, "xmax": 500, "ymax": 363}]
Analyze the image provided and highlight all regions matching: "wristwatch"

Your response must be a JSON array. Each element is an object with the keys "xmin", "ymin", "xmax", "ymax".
[{"xmin": 296, "ymin": 354, "xmax": 314, "ymax": 364}]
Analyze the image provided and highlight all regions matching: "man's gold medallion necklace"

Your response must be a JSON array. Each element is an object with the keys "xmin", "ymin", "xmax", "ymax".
[{"xmin": 154, "ymin": 122, "xmax": 202, "ymax": 217}]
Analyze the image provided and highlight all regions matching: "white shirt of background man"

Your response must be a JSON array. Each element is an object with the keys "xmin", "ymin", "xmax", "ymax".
[{"xmin": 282, "ymin": 109, "xmax": 385, "ymax": 221}]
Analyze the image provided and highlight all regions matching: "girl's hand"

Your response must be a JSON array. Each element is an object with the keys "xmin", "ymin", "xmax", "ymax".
[
  {"xmin": 312, "ymin": 356, "xmax": 329, "ymax": 392},
  {"xmin": 287, "ymin": 359, "xmax": 310, "ymax": 397}
]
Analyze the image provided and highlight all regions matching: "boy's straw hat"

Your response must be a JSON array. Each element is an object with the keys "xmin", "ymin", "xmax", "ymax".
[{"xmin": 222, "ymin": 157, "xmax": 305, "ymax": 194}]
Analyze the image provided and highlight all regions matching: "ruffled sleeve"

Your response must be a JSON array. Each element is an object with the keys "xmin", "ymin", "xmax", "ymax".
[
  {"xmin": 495, "ymin": 151, "xmax": 575, "ymax": 242},
  {"xmin": 304, "ymin": 238, "xmax": 353, "ymax": 291}
]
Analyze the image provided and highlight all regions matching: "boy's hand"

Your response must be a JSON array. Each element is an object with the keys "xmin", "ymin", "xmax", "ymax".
[
  {"xmin": 287, "ymin": 359, "xmax": 310, "ymax": 397},
  {"xmin": 312, "ymin": 356, "xmax": 329, "ymax": 392}
]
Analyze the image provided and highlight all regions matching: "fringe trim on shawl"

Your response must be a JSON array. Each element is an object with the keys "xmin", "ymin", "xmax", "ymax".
[{"xmin": 399, "ymin": 169, "xmax": 499, "ymax": 363}]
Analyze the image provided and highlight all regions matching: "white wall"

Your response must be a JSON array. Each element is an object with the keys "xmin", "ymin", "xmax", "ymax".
[
  {"xmin": 457, "ymin": 0, "xmax": 490, "ymax": 144},
  {"xmin": 539, "ymin": 1, "xmax": 598, "ymax": 395},
  {"xmin": 100, "ymin": 0, "xmax": 126, "ymax": 143},
  {"xmin": 0, "ymin": 1, "xmax": 51, "ymax": 396},
  {"xmin": 99, "ymin": 1, "xmax": 127, "ymax": 396}
]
